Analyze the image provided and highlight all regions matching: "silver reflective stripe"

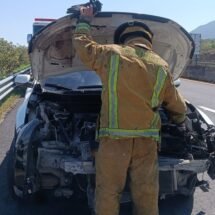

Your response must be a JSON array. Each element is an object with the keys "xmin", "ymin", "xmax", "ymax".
[
  {"xmin": 99, "ymin": 128, "xmax": 160, "ymax": 141},
  {"xmin": 151, "ymin": 67, "xmax": 167, "ymax": 108},
  {"xmin": 108, "ymin": 54, "xmax": 120, "ymax": 129}
]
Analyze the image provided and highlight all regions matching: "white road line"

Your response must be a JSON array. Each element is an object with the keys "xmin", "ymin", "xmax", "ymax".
[{"xmin": 199, "ymin": 106, "xmax": 215, "ymax": 113}]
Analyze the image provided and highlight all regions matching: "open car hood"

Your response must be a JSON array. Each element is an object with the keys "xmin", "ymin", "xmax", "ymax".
[{"xmin": 29, "ymin": 12, "xmax": 194, "ymax": 81}]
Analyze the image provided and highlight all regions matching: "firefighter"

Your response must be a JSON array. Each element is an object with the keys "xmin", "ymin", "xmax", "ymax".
[{"xmin": 73, "ymin": 6, "xmax": 187, "ymax": 215}]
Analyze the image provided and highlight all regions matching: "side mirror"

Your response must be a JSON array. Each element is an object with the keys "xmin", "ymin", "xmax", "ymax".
[
  {"xmin": 15, "ymin": 74, "xmax": 31, "ymax": 85},
  {"xmin": 174, "ymin": 79, "xmax": 181, "ymax": 88},
  {"xmin": 27, "ymin": 34, "xmax": 32, "ymax": 43}
]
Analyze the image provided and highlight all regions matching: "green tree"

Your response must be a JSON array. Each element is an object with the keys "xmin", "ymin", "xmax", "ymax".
[
  {"xmin": 0, "ymin": 38, "xmax": 29, "ymax": 79},
  {"xmin": 16, "ymin": 45, "xmax": 29, "ymax": 66},
  {"xmin": 211, "ymin": 41, "xmax": 215, "ymax": 49},
  {"xmin": 201, "ymin": 39, "xmax": 215, "ymax": 52}
]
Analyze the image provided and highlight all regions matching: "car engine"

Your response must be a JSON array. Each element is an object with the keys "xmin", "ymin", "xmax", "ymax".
[{"xmin": 12, "ymin": 90, "xmax": 215, "ymax": 203}]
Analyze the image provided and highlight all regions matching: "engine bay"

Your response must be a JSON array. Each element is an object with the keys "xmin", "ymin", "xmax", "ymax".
[
  {"xmin": 29, "ymin": 92, "xmax": 215, "ymax": 161},
  {"xmin": 13, "ymin": 89, "xmax": 215, "ymax": 200}
]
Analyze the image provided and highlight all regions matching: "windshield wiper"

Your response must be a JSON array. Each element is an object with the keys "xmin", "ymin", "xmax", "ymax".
[
  {"xmin": 77, "ymin": 85, "xmax": 102, "ymax": 89},
  {"xmin": 45, "ymin": 83, "xmax": 102, "ymax": 92},
  {"xmin": 45, "ymin": 83, "xmax": 73, "ymax": 91}
]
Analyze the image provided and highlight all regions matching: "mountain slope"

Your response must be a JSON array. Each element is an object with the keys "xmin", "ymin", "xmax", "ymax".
[{"xmin": 191, "ymin": 21, "xmax": 215, "ymax": 39}]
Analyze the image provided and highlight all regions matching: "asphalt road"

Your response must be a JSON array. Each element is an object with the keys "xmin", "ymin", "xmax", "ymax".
[
  {"xmin": 0, "ymin": 79, "xmax": 215, "ymax": 215},
  {"xmin": 179, "ymin": 79, "xmax": 215, "ymax": 124}
]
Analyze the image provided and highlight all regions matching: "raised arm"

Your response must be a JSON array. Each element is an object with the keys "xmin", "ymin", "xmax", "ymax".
[{"xmin": 73, "ymin": 6, "xmax": 111, "ymax": 74}]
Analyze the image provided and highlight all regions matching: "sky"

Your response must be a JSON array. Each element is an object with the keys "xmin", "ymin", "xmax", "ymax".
[{"xmin": 0, "ymin": 0, "xmax": 214, "ymax": 46}]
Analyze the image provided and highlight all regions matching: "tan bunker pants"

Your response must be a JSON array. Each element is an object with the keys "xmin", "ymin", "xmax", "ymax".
[{"xmin": 95, "ymin": 137, "xmax": 159, "ymax": 215}]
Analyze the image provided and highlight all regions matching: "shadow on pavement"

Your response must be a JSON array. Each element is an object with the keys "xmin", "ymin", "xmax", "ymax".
[
  {"xmin": 119, "ymin": 195, "xmax": 194, "ymax": 215},
  {"xmin": 0, "ymin": 153, "xmax": 91, "ymax": 215},
  {"xmin": 159, "ymin": 194, "xmax": 194, "ymax": 215},
  {"xmin": 0, "ymin": 150, "xmax": 194, "ymax": 215}
]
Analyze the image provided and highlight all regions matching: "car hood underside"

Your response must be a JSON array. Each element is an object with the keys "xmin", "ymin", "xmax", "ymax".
[{"xmin": 29, "ymin": 12, "xmax": 194, "ymax": 82}]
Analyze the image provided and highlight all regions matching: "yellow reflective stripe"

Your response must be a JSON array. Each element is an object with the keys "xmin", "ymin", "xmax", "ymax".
[
  {"xmin": 75, "ymin": 23, "xmax": 91, "ymax": 33},
  {"xmin": 151, "ymin": 67, "xmax": 167, "ymax": 108},
  {"xmin": 151, "ymin": 112, "xmax": 160, "ymax": 128},
  {"xmin": 99, "ymin": 128, "xmax": 160, "ymax": 141},
  {"xmin": 108, "ymin": 54, "xmax": 120, "ymax": 128}
]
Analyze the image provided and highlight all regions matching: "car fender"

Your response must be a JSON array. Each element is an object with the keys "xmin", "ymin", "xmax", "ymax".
[{"xmin": 16, "ymin": 87, "xmax": 33, "ymax": 131}]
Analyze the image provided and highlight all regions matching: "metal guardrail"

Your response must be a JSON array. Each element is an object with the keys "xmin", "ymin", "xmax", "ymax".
[
  {"xmin": 0, "ymin": 68, "xmax": 31, "ymax": 102},
  {"xmin": 190, "ymin": 60, "xmax": 215, "ymax": 67}
]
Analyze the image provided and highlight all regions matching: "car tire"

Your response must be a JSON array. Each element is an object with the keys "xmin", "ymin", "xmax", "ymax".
[
  {"xmin": 7, "ymin": 137, "xmax": 23, "ymax": 201},
  {"xmin": 7, "ymin": 136, "xmax": 42, "ymax": 203}
]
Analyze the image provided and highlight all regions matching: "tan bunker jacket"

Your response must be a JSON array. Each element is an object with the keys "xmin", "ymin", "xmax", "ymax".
[{"xmin": 73, "ymin": 22, "xmax": 187, "ymax": 141}]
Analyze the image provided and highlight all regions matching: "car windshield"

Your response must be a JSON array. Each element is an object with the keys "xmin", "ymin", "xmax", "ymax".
[
  {"xmin": 33, "ymin": 24, "xmax": 47, "ymax": 35},
  {"xmin": 44, "ymin": 71, "xmax": 102, "ymax": 90}
]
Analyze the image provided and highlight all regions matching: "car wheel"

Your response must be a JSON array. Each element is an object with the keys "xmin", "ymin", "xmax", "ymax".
[
  {"xmin": 7, "ymin": 136, "xmax": 41, "ymax": 203},
  {"xmin": 7, "ymin": 137, "xmax": 23, "ymax": 201}
]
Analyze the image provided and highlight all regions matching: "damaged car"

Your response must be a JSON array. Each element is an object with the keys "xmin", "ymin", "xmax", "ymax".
[{"xmin": 7, "ymin": 11, "xmax": 215, "ymax": 211}]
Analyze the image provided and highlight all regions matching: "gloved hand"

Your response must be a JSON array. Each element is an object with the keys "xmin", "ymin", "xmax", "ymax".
[{"xmin": 79, "ymin": 5, "xmax": 94, "ymax": 23}]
